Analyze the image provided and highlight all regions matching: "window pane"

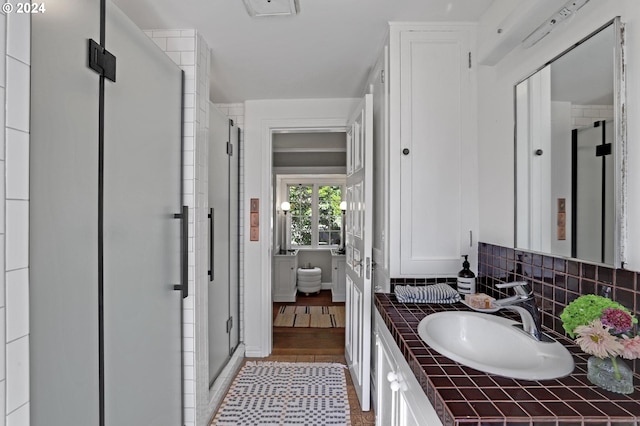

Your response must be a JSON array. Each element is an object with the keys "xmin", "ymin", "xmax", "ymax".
[
  {"xmin": 289, "ymin": 185, "xmax": 312, "ymax": 246},
  {"xmin": 318, "ymin": 185, "xmax": 342, "ymax": 246}
]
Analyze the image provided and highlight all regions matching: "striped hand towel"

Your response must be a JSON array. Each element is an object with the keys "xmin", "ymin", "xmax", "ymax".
[{"xmin": 394, "ymin": 283, "xmax": 461, "ymax": 304}]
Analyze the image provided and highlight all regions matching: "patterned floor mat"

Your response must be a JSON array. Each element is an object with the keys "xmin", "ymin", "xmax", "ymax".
[
  {"xmin": 212, "ymin": 361, "xmax": 351, "ymax": 425},
  {"xmin": 273, "ymin": 306, "xmax": 345, "ymax": 328}
]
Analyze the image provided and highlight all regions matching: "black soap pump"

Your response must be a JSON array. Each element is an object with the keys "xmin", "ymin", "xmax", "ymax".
[{"xmin": 457, "ymin": 255, "xmax": 476, "ymax": 294}]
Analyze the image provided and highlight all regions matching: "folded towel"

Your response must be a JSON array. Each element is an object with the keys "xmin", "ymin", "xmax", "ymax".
[{"xmin": 394, "ymin": 283, "xmax": 461, "ymax": 304}]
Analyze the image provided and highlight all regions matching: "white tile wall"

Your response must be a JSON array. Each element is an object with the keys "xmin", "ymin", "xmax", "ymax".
[
  {"xmin": 5, "ymin": 201, "xmax": 27, "ymax": 271},
  {"xmin": 0, "ymin": 308, "xmax": 5, "ymax": 380},
  {"xmin": 0, "ymin": 90, "xmax": 5, "ymax": 161},
  {"xmin": 193, "ymin": 33, "xmax": 210, "ymax": 426},
  {"xmin": 5, "ymin": 269, "xmax": 27, "ymax": 342},
  {"xmin": 571, "ymin": 104, "xmax": 614, "ymax": 128},
  {"xmin": 5, "ymin": 129, "xmax": 28, "ymax": 200},
  {"xmin": 5, "ymin": 59, "xmax": 28, "ymax": 132},
  {"xmin": 5, "ymin": 336, "xmax": 27, "ymax": 414},
  {"xmin": 5, "ymin": 1, "xmax": 28, "ymax": 65},
  {"xmin": 5, "ymin": 402, "xmax": 27, "ymax": 426},
  {"xmin": 2, "ymin": 6, "xmax": 30, "ymax": 426}
]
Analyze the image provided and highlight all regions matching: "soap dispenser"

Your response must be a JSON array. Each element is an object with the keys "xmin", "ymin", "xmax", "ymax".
[{"xmin": 457, "ymin": 255, "xmax": 476, "ymax": 294}]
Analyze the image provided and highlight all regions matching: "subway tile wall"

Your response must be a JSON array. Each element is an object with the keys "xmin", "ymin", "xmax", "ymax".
[
  {"xmin": 571, "ymin": 104, "xmax": 614, "ymax": 128},
  {"xmin": 2, "ymin": 5, "xmax": 31, "ymax": 426},
  {"xmin": 477, "ymin": 242, "xmax": 639, "ymax": 376}
]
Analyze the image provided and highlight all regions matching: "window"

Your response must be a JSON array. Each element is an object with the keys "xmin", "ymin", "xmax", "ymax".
[
  {"xmin": 285, "ymin": 181, "xmax": 344, "ymax": 248},
  {"xmin": 289, "ymin": 185, "xmax": 313, "ymax": 246},
  {"xmin": 317, "ymin": 185, "xmax": 343, "ymax": 246}
]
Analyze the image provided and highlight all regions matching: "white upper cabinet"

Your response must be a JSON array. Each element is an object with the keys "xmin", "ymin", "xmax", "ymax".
[{"xmin": 372, "ymin": 23, "xmax": 479, "ymax": 279}]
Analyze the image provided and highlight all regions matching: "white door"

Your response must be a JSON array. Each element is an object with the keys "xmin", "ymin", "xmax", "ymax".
[{"xmin": 345, "ymin": 94, "xmax": 373, "ymax": 411}]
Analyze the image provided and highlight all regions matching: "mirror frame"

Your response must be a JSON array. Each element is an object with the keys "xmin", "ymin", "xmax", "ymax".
[{"xmin": 514, "ymin": 17, "xmax": 627, "ymax": 268}]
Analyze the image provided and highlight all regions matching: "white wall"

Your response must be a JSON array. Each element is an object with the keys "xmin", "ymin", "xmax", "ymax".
[
  {"xmin": 243, "ymin": 98, "xmax": 359, "ymax": 357},
  {"xmin": 477, "ymin": 0, "xmax": 640, "ymax": 270},
  {"xmin": 2, "ymin": 5, "xmax": 30, "ymax": 425}
]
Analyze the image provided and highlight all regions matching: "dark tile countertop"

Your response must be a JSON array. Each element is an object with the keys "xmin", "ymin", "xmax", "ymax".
[{"xmin": 374, "ymin": 293, "xmax": 640, "ymax": 426}]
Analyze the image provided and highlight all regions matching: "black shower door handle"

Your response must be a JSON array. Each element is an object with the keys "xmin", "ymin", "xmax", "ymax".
[
  {"xmin": 208, "ymin": 208, "xmax": 214, "ymax": 281},
  {"xmin": 173, "ymin": 205, "xmax": 189, "ymax": 298}
]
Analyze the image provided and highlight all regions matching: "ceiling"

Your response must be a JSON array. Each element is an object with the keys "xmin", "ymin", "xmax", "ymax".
[
  {"xmin": 550, "ymin": 24, "xmax": 614, "ymax": 105},
  {"xmin": 112, "ymin": 0, "xmax": 494, "ymax": 103}
]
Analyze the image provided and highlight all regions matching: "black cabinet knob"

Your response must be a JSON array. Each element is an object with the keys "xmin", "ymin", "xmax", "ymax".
[{"xmin": 402, "ymin": 148, "xmax": 410, "ymax": 155}]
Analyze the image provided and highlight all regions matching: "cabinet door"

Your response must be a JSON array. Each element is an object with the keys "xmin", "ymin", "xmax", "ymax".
[
  {"xmin": 397, "ymin": 392, "xmax": 424, "ymax": 426},
  {"xmin": 375, "ymin": 310, "xmax": 443, "ymax": 426},
  {"xmin": 331, "ymin": 257, "xmax": 346, "ymax": 302},
  {"xmin": 273, "ymin": 257, "xmax": 297, "ymax": 302},
  {"xmin": 375, "ymin": 333, "xmax": 398, "ymax": 426},
  {"xmin": 395, "ymin": 28, "xmax": 476, "ymax": 276}
]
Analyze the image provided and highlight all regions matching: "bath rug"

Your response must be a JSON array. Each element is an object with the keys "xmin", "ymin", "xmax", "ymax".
[
  {"xmin": 211, "ymin": 361, "xmax": 351, "ymax": 425},
  {"xmin": 274, "ymin": 306, "xmax": 345, "ymax": 328}
]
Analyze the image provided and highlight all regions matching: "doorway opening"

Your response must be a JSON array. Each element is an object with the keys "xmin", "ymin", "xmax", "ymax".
[{"xmin": 271, "ymin": 130, "xmax": 347, "ymax": 355}]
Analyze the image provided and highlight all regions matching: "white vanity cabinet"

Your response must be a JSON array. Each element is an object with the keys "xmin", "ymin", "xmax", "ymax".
[
  {"xmin": 331, "ymin": 252, "xmax": 346, "ymax": 302},
  {"xmin": 273, "ymin": 252, "xmax": 298, "ymax": 302},
  {"xmin": 371, "ymin": 23, "xmax": 479, "ymax": 279},
  {"xmin": 374, "ymin": 310, "xmax": 442, "ymax": 426}
]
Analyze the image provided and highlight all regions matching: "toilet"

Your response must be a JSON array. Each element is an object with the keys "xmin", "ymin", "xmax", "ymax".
[{"xmin": 297, "ymin": 267, "xmax": 322, "ymax": 295}]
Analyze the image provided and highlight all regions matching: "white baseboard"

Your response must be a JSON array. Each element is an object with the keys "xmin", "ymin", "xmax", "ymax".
[{"xmin": 207, "ymin": 343, "xmax": 246, "ymax": 425}]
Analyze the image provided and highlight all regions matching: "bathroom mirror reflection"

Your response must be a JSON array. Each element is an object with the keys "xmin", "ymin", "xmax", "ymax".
[{"xmin": 515, "ymin": 18, "xmax": 626, "ymax": 267}]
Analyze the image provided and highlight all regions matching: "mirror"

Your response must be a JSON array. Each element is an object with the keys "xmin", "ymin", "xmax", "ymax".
[{"xmin": 515, "ymin": 18, "xmax": 626, "ymax": 267}]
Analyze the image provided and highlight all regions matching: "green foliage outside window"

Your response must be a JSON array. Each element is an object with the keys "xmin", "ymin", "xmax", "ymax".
[
  {"xmin": 318, "ymin": 185, "xmax": 343, "ymax": 245},
  {"xmin": 289, "ymin": 185, "xmax": 312, "ymax": 246},
  {"xmin": 288, "ymin": 184, "xmax": 343, "ymax": 247}
]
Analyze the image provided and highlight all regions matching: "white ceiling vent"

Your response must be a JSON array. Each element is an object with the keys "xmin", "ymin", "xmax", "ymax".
[{"xmin": 243, "ymin": 0, "xmax": 299, "ymax": 17}]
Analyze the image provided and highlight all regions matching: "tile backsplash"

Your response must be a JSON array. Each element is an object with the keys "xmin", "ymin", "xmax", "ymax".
[{"xmin": 477, "ymin": 242, "xmax": 639, "ymax": 375}]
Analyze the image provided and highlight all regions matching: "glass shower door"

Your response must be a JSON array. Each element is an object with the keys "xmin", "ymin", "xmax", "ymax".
[{"xmin": 103, "ymin": 3, "xmax": 183, "ymax": 425}]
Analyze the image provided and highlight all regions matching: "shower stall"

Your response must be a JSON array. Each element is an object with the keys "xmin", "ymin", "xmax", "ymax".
[{"xmin": 572, "ymin": 119, "xmax": 614, "ymax": 264}]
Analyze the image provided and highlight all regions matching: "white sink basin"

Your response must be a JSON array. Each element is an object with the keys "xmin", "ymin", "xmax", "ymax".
[{"xmin": 417, "ymin": 311, "xmax": 574, "ymax": 380}]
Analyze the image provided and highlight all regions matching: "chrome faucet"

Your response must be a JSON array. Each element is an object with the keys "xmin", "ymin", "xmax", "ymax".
[{"xmin": 493, "ymin": 281, "xmax": 549, "ymax": 342}]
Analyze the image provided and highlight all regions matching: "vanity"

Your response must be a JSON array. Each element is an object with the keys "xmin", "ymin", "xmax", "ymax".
[
  {"xmin": 272, "ymin": 250, "xmax": 299, "ymax": 302},
  {"xmin": 374, "ymin": 292, "xmax": 640, "ymax": 425},
  {"xmin": 331, "ymin": 249, "xmax": 346, "ymax": 302},
  {"xmin": 272, "ymin": 249, "xmax": 346, "ymax": 302}
]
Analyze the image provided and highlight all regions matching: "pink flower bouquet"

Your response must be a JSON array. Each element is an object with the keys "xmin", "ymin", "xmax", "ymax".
[
  {"xmin": 561, "ymin": 295, "xmax": 639, "ymax": 359},
  {"xmin": 561, "ymin": 294, "xmax": 639, "ymax": 384}
]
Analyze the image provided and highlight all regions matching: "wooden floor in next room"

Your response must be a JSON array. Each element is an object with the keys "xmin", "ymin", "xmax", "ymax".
[{"xmin": 272, "ymin": 289, "xmax": 345, "ymax": 355}]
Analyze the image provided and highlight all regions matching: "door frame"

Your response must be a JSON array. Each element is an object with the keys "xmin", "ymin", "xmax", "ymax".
[{"xmin": 260, "ymin": 118, "xmax": 349, "ymax": 355}]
